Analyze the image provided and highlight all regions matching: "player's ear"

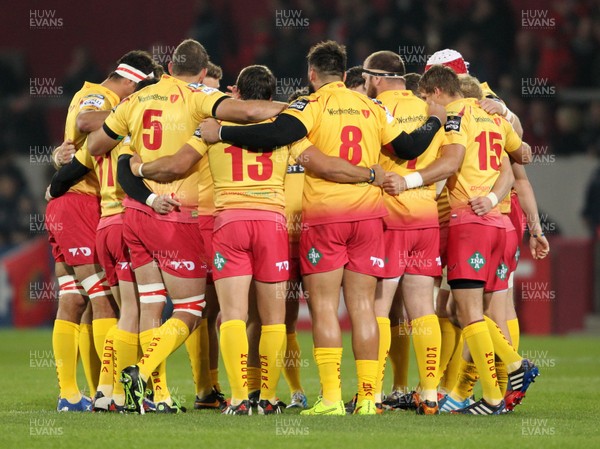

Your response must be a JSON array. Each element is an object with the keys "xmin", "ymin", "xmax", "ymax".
[{"xmin": 168, "ymin": 61, "xmax": 174, "ymax": 76}]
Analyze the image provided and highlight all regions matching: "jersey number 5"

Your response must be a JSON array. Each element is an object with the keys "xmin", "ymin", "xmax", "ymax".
[{"xmin": 142, "ymin": 109, "xmax": 163, "ymax": 150}]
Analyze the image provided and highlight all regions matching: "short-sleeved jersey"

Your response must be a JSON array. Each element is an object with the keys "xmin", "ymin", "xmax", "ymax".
[
  {"xmin": 76, "ymin": 138, "xmax": 133, "ymax": 218},
  {"xmin": 187, "ymin": 120, "xmax": 311, "ymax": 214},
  {"xmin": 104, "ymin": 75, "xmax": 228, "ymax": 221},
  {"xmin": 377, "ymin": 90, "xmax": 445, "ymax": 229},
  {"xmin": 198, "ymin": 156, "xmax": 215, "ymax": 216},
  {"xmin": 65, "ymin": 82, "xmax": 120, "ymax": 196},
  {"xmin": 480, "ymin": 81, "xmax": 500, "ymax": 101},
  {"xmin": 284, "ymin": 158, "xmax": 305, "ymax": 243},
  {"xmin": 444, "ymin": 98, "xmax": 522, "ymax": 227},
  {"xmin": 282, "ymin": 82, "xmax": 399, "ymax": 225}
]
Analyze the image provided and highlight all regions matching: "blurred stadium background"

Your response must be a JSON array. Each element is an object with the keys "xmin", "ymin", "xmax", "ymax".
[{"xmin": 0, "ymin": 0, "xmax": 599, "ymax": 333}]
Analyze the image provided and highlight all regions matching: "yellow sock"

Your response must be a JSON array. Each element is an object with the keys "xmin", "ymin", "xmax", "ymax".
[
  {"xmin": 139, "ymin": 328, "xmax": 169, "ymax": 403},
  {"xmin": 496, "ymin": 360, "xmax": 508, "ymax": 396},
  {"xmin": 411, "ymin": 314, "xmax": 441, "ymax": 401},
  {"xmin": 112, "ymin": 329, "xmax": 138, "ymax": 406},
  {"xmin": 506, "ymin": 318, "xmax": 520, "ymax": 352},
  {"xmin": 185, "ymin": 325, "xmax": 203, "ymax": 396},
  {"xmin": 220, "ymin": 320, "xmax": 248, "ymax": 404},
  {"xmin": 247, "ymin": 366, "xmax": 261, "ymax": 393},
  {"xmin": 356, "ymin": 359, "xmax": 378, "ymax": 404},
  {"xmin": 375, "ymin": 317, "xmax": 391, "ymax": 403},
  {"xmin": 283, "ymin": 332, "xmax": 303, "ymax": 394},
  {"xmin": 450, "ymin": 358, "xmax": 479, "ymax": 402},
  {"xmin": 92, "ymin": 318, "xmax": 118, "ymax": 360},
  {"xmin": 96, "ymin": 324, "xmax": 117, "ymax": 396},
  {"xmin": 210, "ymin": 369, "xmax": 221, "ymax": 392},
  {"xmin": 483, "ymin": 316, "xmax": 521, "ymax": 370},
  {"xmin": 463, "ymin": 321, "xmax": 503, "ymax": 403},
  {"xmin": 53, "ymin": 320, "xmax": 81, "ymax": 402},
  {"xmin": 139, "ymin": 318, "xmax": 190, "ymax": 381},
  {"xmin": 198, "ymin": 320, "xmax": 213, "ymax": 395},
  {"xmin": 442, "ymin": 335, "xmax": 463, "ymax": 392},
  {"xmin": 259, "ymin": 324, "xmax": 286, "ymax": 402},
  {"xmin": 79, "ymin": 323, "xmax": 99, "ymax": 397},
  {"xmin": 438, "ymin": 318, "xmax": 460, "ymax": 383},
  {"xmin": 314, "ymin": 347, "xmax": 342, "ymax": 404},
  {"xmin": 389, "ymin": 323, "xmax": 410, "ymax": 391}
]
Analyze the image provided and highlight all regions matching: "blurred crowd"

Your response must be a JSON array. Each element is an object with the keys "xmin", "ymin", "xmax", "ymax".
[{"xmin": 1, "ymin": 0, "xmax": 600, "ymax": 251}]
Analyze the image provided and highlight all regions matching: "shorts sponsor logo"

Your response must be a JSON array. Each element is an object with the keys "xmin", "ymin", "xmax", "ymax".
[
  {"xmin": 468, "ymin": 251, "xmax": 486, "ymax": 271},
  {"xmin": 68, "ymin": 247, "xmax": 92, "ymax": 257},
  {"xmin": 213, "ymin": 252, "xmax": 227, "ymax": 271},
  {"xmin": 307, "ymin": 247, "xmax": 322, "ymax": 266},
  {"xmin": 117, "ymin": 262, "xmax": 131, "ymax": 270},
  {"xmin": 370, "ymin": 256, "xmax": 384, "ymax": 268},
  {"xmin": 515, "ymin": 247, "xmax": 520, "ymax": 263},
  {"xmin": 170, "ymin": 260, "xmax": 195, "ymax": 271},
  {"xmin": 496, "ymin": 262, "xmax": 508, "ymax": 280},
  {"xmin": 275, "ymin": 261, "xmax": 289, "ymax": 272}
]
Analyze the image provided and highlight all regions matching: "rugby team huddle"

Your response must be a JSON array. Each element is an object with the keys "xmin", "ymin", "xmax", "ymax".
[{"xmin": 46, "ymin": 37, "xmax": 549, "ymax": 416}]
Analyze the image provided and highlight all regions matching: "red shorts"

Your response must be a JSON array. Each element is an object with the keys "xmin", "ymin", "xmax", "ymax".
[
  {"xmin": 199, "ymin": 216, "xmax": 215, "ymax": 285},
  {"xmin": 383, "ymin": 228, "xmax": 442, "ymax": 278},
  {"xmin": 299, "ymin": 218, "xmax": 385, "ymax": 276},
  {"xmin": 46, "ymin": 193, "xmax": 100, "ymax": 266},
  {"xmin": 509, "ymin": 193, "xmax": 527, "ymax": 243},
  {"xmin": 446, "ymin": 223, "xmax": 506, "ymax": 291},
  {"xmin": 96, "ymin": 218, "xmax": 135, "ymax": 286},
  {"xmin": 504, "ymin": 223, "xmax": 519, "ymax": 275},
  {"xmin": 211, "ymin": 220, "xmax": 289, "ymax": 282},
  {"xmin": 289, "ymin": 241, "xmax": 301, "ymax": 280},
  {"xmin": 123, "ymin": 208, "xmax": 205, "ymax": 279},
  {"xmin": 439, "ymin": 222, "xmax": 449, "ymax": 268}
]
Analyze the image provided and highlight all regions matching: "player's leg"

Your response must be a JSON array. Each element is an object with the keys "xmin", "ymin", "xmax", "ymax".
[
  {"xmin": 246, "ymin": 285, "xmax": 262, "ymax": 407},
  {"xmin": 283, "ymin": 277, "xmax": 307, "ymax": 409},
  {"xmin": 78, "ymin": 301, "xmax": 99, "ymax": 399}
]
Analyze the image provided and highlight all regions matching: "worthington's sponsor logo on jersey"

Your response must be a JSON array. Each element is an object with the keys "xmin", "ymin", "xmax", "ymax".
[
  {"xmin": 396, "ymin": 115, "xmax": 427, "ymax": 124},
  {"xmin": 327, "ymin": 108, "xmax": 360, "ymax": 116},
  {"xmin": 138, "ymin": 94, "xmax": 169, "ymax": 102}
]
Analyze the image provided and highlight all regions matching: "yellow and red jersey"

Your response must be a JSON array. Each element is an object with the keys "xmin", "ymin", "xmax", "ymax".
[
  {"xmin": 103, "ymin": 75, "xmax": 228, "ymax": 221},
  {"xmin": 282, "ymin": 82, "xmax": 399, "ymax": 225},
  {"xmin": 443, "ymin": 98, "xmax": 522, "ymax": 226},
  {"xmin": 187, "ymin": 120, "xmax": 311, "ymax": 214},
  {"xmin": 284, "ymin": 156, "xmax": 305, "ymax": 243},
  {"xmin": 198, "ymin": 156, "xmax": 215, "ymax": 217},
  {"xmin": 437, "ymin": 186, "xmax": 451, "ymax": 225},
  {"xmin": 480, "ymin": 81, "xmax": 500, "ymax": 100},
  {"xmin": 64, "ymin": 82, "xmax": 120, "ymax": 196},
  {"xmin": 377, "ymin": 90, "xmax": 445, "ymax": 229},
  {"xmin": 76, "ymin": 138, "xmax": 133, "ymax": 218}
]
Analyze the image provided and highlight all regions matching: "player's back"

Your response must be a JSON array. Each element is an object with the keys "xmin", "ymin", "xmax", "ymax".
[
  {"xmin": 284, "ymin": 82, "xmax": 391, "ymax": 225},
  {"xmin": 378, "ymin": 90, "xmax": 445, "ymax": 229},
  {"xmin": 65, "ymin": 82, "xmax": 120, "ymax": 197}
]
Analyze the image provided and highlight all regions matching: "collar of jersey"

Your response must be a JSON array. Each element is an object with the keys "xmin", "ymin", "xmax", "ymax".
[
  {"xmin": 447, "ymin": 97, "xmax": 477, "ymax": 109},
  {"xmin": 377, "ymin": 90, "xmax": 415, "ymax": 101},
  {"xmin": 83, "ymin": 81, "xmax": 120, "ymax": 106},
  {"xmin": 316, "ymin": 81, "xmax": 346, "ymax": 92}
]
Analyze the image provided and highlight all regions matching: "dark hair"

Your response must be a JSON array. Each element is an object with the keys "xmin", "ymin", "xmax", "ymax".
[
  {"xmin": 345, "ymin": 66, "xmax": 365, "ymax": 89},
  {"xmin": 236, "ymin": 65, "xmax": 276, "ymax": 101},
  {"xmin": 287, "ymin": 86, "xmax": 311, "ymax": 102},
  {"xmin": 403, "ymin": 73, "xmax": 421, "ymax": 95},
  {"xmin": 109, "ymin": 50, "xmax": 156, "ymax": 80},
  {"xmin": 135, "ymin": 76, "xmax": 161, "ymax": 92},
  {"xmin": 171, "ymin": 39, "xmax": 209, "ymax": 76},
  {"xmin": 419, "ymin": 65, "xmax": 462, "ymax": 96},
  {"xmin": 364, "ymin": 51, "xmax": 405, "ymax": 75},
  {"xmin": 307, "ymin": 40, "xmax": 346, "ymax": 78},
  {"xmin": 206, "ymin": 62, "xmax": 223, "ymax": 80}
]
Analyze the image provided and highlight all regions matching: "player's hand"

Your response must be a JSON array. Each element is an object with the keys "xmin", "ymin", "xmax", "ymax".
[
  {"xmin": 479, "ymin": 98, "xmax": 504, "ymax": 116},
  {"xmin": 53, "ymin": 139, "xmax": 76, "ymax": 166},
  {"xmin": 382, "ymin": 172, "xmax": 406, "ymax": 196},
  {"xmin": 151, "ymin": 194, "xmax": 182, "ymax": 215},
  {"xmin": 427, "ymin": 101, "xmax": 447, "ymax": 126},
  {"xmin": 227, "ymin": 85, "xmax": 241, "ymax": 99},
  {"xmin": 199, "ymin": 118, "xmax": 221, "ymax": 144},
  {"xmin": 529, "ymin": 234, "xmax": 550, "ymax": 260},
  {"xmin": 44, "ymin": 186, "xmax": 53, "ymax": 202},
  {"xmin": 129, "ymin": 153, "xmax": 143, "ymax": 177},
  {"xmin": 469, "ymin": 196, "xmax": 493, "ymax": 216},
  {"xmin": 370, "ymin": 164, "xmax": 385, "ymax": 186}
]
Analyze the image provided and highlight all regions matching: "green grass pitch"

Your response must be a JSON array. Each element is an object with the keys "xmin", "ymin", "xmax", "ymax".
[{"xmin": 1, "ymin": 329, "xmax": 599, "ymax": 449}]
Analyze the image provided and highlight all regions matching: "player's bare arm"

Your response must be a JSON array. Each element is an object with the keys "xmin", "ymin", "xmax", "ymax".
[
  {"xmin": 214, "ymin": 97, "xmax": 288, "ymax": 124},
  {"xmin": 76, "ymin": 110, "xmax": 110, "ymax": 134},
  {"xmin": 131, "ymin": 144, "xmax": 201, "ymax": 182},
  {"xmin": 87, "ymin": 125, "xmax": 120, "ymax": 156},
  {"xmin": 508, "ymin": 141, "xmax": 532, "ymax": 165},
  {"xmin": 297, "ymin": 146, "xmax": 385, "ymax": 186},
  {"xmin": 512, "ymin": 162, "xmax": 550, "ymax": 259},
  {"xmin": 469, "ymin": 155, "xmax": 514, "ymax": 216}
]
